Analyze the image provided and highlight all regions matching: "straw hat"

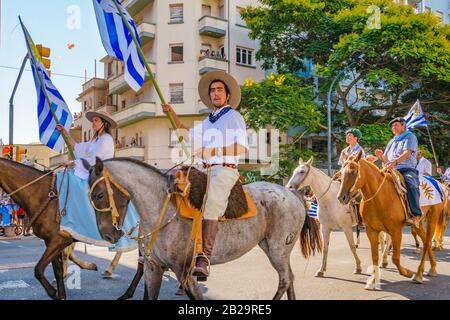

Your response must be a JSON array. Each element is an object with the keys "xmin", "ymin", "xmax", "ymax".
[
  {"xmin": 198, "ymin": 71, "xmax": 241, "ymax": 110},
  {"xmin": 85, "ymin": 110, "xmax": 117, "ymax": 129}
]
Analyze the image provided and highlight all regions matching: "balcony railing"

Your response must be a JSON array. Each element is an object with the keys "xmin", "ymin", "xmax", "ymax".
[
  {"xmin": 198, "ymin": 56, "xmax": 228, "ymax": 75},
  {"xmin": 109, "ymin": 64, "xmax": 156, "ymax": 95},
  {"xmin": 111, "ymin": 101, "xmax": 156, "ymax": 128},
  {"xmin": 198, "ymin": 15, "xmax": 227, "ymax": 38},
  {"xmin": 137, "ymin": 22, "xmax": 156, "ymax": 46},
  {"xmin": 122, "ymin": 0, "xmax": 153, "ymax": 16},
  {"xmin": 81, "ymin": 78, "xmax": 107, "ymax": 92},
  {"xmin": 95, "ymin": 104, "xmax": 118, "ymax": 114},
  {"xmin": 116, "ymin": 146, "xmax": 145, "ymax": 160}
]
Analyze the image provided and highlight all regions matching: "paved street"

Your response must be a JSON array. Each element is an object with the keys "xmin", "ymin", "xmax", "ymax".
[{"xmin": 0, "ymin": 226, "xmax": 449, "ymax": 300}]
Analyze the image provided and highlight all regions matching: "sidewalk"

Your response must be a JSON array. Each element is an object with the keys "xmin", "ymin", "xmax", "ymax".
[{"xmin": 0, "ymin": 234, "xmax": 38, "ymax": 241}]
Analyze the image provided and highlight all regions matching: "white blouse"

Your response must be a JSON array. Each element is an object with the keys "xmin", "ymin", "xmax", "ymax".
[{"xmin": 73, "ymin": 134, "xmax": 115, "ymax": 179}]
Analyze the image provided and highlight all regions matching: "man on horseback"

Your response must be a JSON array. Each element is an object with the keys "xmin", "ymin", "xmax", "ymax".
[
  {"xmin": 161, "ymin": 71, "xmax": 248, "ymax": 279},
  {"xmin": 338, "ymin": 128, "xmax": 366, "ymax": 167},
  {"xmin": 375, "ymin": 117, "xmax": 421, "ymax": 228}
]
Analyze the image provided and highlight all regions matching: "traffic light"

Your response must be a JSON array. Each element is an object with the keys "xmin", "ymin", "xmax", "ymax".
[
  {"xmin": 15, "ymin": 146, "xmax": 27, "ymax": 163},
  {"xmin": 1, "ymin": 145, "xmax": 12, "ymax": 159},
  {"xmin": 36, "ymin": 44, "xmax": 51, "ymax": 77}
]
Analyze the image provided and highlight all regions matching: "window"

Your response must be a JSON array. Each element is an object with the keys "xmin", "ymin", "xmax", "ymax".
[
  {"xmin": 219, "ymin": 45, "xmax": 226, "ymax": 60},
  {"xmin": 236, "ymin": 47, "xmax": 254, "ymax": 66},
  {"xmin": 107, "ymin": 61, "xmax": 113, "ymax": 77},
  {"xmin": 202, "ymin": 4, "xmax": 211, "ymax": 17},
  {"xmin": 170, "ymin": 4, "xmax": 183, "ymax": 23},
  {"xmin": 121, "ymin": 100, "xmax": 126, "ymax": 109},
  {"xmin": 219, "ymin": 5, "xmax": 225, "ymax": 19},
  {"xmin": 170, "ymin": 84, "xmax": 184, "ymax": 103},
  {"xmin": 170, "ymin": 44, "xmax": 184, "ymax": 62},
  {"xmin": 83, "ymin": 101, "xmax": 87, "ymax": 111},
  {"xmin": 84, "ymin": 131, "xmax": 87, "ymax": 142},
  {"xmin": 236, "ymin": 6, "xmax": 246, "ymax": 26}
]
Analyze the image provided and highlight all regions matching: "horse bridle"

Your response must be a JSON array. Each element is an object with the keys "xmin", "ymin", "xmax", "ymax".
[
  {"xmin": 342, "ymin": 159, "xmax": 387, "ymax": 203},
  {"xmin": 88, "ymin": 168, "xmax": 131, "ymax": 231}
]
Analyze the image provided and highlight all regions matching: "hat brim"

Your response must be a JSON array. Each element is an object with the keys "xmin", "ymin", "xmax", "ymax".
[
  {"xmin": 85, "ymin": 111, "xmax": 117, "ymax": 129},
  {"xmin": 198, "ymin": 71, "xmax": 241, "ymax": 110}
]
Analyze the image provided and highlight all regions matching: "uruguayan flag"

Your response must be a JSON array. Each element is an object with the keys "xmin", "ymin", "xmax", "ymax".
[
  {"xmin": 306, "ymin": 201, "xmax": 319, "ymax": 218},
  {"xmin": 21, "ymin": 22, "xmax": 73, "ymax": 152},
  {"xmin": 93, "ymin": 0, "xmax": 145, "ymax": 92},
  {"xmin": 404, "ymin": 100, "xmax": 427, "ymax": 130}
]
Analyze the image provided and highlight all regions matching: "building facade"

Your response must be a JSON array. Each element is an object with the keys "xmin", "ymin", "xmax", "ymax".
[
  {"xmin": 76, "ymin": 0, "xmax": 265, "ymax": 170},
  {"xmin": 396, "ymin": 0, "xmax": 450, "ymax": 23}
]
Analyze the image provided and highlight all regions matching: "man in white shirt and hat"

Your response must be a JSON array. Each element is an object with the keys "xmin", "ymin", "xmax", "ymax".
[
  {"xmin": 161, "ymin": 71, "xmax": 248, "ymax": 280},
  {"xmin": 415, "ymin": 149, "xmax": 432, "ymax": 176}
]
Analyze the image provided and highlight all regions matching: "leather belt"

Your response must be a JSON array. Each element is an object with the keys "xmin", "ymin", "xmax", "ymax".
[{"xmin": 202, "ymin": 163, "xmax": 238, "ymax": 170}]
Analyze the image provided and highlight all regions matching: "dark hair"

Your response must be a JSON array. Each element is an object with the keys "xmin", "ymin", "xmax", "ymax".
[
  {"xmin": 209, "ymin": 79, "xmax": 230, "ymax": 96},
  {"xmin": 93, "ymin": 118, "xmax": 112, "ymax": 141}
]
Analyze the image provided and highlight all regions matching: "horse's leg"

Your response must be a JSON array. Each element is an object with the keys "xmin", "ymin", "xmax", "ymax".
[
  {"xmin": 365, "ymin": 228, "xmax": 381, "ymax": 290},
  {"xmin": 411, "ymin": 225, "xmax": 421, "ymax": 254},
  {"xmin": 286, "ymin": 265, "xmax": 296, "ymax": 300},
  {"xmin": 356, "ymin": 225, "xmax": 361, "ymax": 248},
  {"xmin": 36, "ymin": 237, "xmax": 72, "ymax": 300},
  {"xmin": 118, "ymin": 256, "xmax": 145, "ymax": 300},
  {"xmin": 342, "ymin": 223, "xmax": 362, "ymax": 274},
  {"xmin": 103, "ymin": 252, "xmax": 122, "ymax": 278},
  {"xmin": 51, "ymin": 252, "xmax": 66, "ymax": 299},
  {"xmin": 390, "ymin": 229, "xmax": 414, "ymax": 279},
  {"xmin": 68, "ymin": 244, "xmax": 98, "ymax": 271},
  {"xmin": 315, "ymin": 226, "xmax": 331, "ymax": 277},
  {"xmin": 425, "ymin": 213, "xmax": 438, "ymax": 277},
  {"xmin": 142, "ymin": 258, "xmax": 167, "ymax": 300},
  {"xmin": 380, "ymin": 232, "xmax": 391, "ymax": 268}
]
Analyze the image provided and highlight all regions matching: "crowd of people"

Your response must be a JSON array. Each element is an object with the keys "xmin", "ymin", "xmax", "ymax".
[{"xmin": 0, "ymin": 189, "xmax": 31, "ymax": 236}]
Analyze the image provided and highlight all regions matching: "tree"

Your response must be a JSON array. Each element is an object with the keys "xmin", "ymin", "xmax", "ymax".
[
  {"xmin": 242, "ymin": 0, "xmax": 450, "ymax": 161},
  {"xmin": 239, "ymin": 73, "xmax": 322, "ymax": 181}
]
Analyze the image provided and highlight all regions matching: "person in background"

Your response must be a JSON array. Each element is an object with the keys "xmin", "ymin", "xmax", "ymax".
[{"xmin": 416, "ymin": 150, "xmax": 432, "ymax": 176}]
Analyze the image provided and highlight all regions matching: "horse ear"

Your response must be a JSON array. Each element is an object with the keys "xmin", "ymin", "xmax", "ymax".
[
  {"xmin": 95, "ymin": 157, "xmax": 104, "ymax": 176},
  {"xmin": 81, "ymin": 159, "xmax": 91, "ymax": 171},
  {"xmin": 355, "ymin": 149, "xmax": 363, "ymax": 162},
  {"xmin": 306, "ymin": 157, "xmax": 314, "ymax": 166},
  {"xmin": 298, "ymin": 158, "xmax": 303, "ymax": 165}
]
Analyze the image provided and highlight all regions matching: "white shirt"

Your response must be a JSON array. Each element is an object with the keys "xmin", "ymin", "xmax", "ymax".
[
  {"xmin": 338, "ymin": 143, "xmax": 366, "ymax": 166},
  {"xmin": 73, "ymin": 134, "xmax": 115, "ymax": 179},
  {"xmin": 416, "ymin": 157, "xmax": 432, "ymax": 176},
  {"xmin": 190, "ymin": 107, "xmax": 248, "ymax": 165}
]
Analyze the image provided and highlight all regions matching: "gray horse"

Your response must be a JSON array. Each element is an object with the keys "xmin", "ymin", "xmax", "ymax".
[{"xmin": 84, "ymin": 157, "xmax": 322, "ymax": 300}]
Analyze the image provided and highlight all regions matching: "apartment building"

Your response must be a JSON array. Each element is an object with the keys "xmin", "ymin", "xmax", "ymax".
[
  {"xmin": 76, "ymin": 0, "xmax": 265, "ymax": 170},
  {"xmin": 395, "ymin": 0, "xmax": 450, "ymax": 23}
]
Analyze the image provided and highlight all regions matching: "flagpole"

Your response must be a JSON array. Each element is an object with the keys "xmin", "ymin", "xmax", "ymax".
[
  {"xmin": 19, "ymin": 17, "xmax": 75, "ymax": 160},
  {"xmin": 111, "ymin": 0, "xmax": 190, "ymax": 159}
]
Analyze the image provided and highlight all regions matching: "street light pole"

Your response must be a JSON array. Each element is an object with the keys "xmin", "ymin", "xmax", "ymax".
[{"xmin": 326, "ymin": 59, "xmax": 360, "ymax": 176}]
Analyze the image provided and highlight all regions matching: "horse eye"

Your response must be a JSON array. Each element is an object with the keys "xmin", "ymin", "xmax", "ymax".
[{"xmin": 96, "ymin": 193, "xmax": 104, "ymax": 200}]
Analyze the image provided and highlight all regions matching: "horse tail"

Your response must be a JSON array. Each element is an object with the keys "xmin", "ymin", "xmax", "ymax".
[{"xmin": 299, "ymin": 214, "xmax": 323, "ymax": 258}]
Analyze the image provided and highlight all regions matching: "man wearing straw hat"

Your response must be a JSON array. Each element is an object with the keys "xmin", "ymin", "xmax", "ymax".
[{"xmin": 162, "ymin": 71, "xmax": 249, "ymax": 279}]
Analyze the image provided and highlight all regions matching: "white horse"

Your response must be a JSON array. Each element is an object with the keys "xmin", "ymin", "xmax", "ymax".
[{"xmin": 286, "ymin": 158, "xmax": 362, "ymax": 276}]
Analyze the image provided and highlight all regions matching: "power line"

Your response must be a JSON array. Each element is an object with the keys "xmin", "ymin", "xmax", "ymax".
[{"xmin": 0, "ymin": 65, "xmax": 86, "ymax": 79}]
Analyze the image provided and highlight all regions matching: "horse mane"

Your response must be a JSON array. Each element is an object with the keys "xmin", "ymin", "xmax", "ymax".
[
  {"xmin": 0, "ymin": 158, "xmax": 50, "ymax": 176},
  {"xmin": 105, "ymin": 157, "xmax": 166, "ymax": 178}
]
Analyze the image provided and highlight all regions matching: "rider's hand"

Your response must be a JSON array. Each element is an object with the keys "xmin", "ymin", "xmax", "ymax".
[
  {"xmin": 161, "ymin": 103, "xmax": 174, "ymax": 114},
  {"xmin": 63, "ymin": 160, "xmax": 75, "ymax": 168},
  {"xmin": 437, "ymin": 167, "xmax": 443, "ymax": 175},
  {"xmin": 56, "ymin": 124, "xmax": 67, "ymax": 134},
  {"xmin": 375, "ymin": 149, "xmax": 384, "ymax": 159},
  {"xmin": 385, "ymin": 161, "xmax": 395, "ymax": 170}
]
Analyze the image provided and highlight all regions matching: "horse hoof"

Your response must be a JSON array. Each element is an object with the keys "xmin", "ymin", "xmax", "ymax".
[
  {"xmin": 364, "ymin": 283, "xmax": 374, "ymax": 290},
  {"xmin": 412, "ymin": 275, "xmax": 423, "ymax": 284},
  {"xmin": 102, "ymin": 271, "xmax": 113, "ymax": 279},
  {"xmin": 428, "ymin": 269, "xmax": 438, "ymax": 277},
  {"xmin": 354, "ymin": 268, "xmax": 362, "ymax": 274},
  {"xmin": 175, "ymin": 287, "xmax": 186, "ymax": 296},
  {"xmin": 315, "ymin": 271, "xmax": 325, "ymax": 277}
]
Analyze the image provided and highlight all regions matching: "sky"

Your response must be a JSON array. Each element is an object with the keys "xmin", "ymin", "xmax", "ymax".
[{"xmin": 0, "ymin": 0, "xmax": 107, "ymax": 145}]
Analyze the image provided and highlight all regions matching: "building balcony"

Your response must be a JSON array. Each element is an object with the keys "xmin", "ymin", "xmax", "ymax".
[
  {"xmin": 82, "ymin": 78, "xmax": 107, "ymax": 92},
  {"xmin": 137, "ymin": 22, "xmax": 156, "ymax": 46},
  {"xmin": 122, "ymin": 0, "xmax": 153, "ymax": 16},
  {"xmin": 115, "ymin": 146, "xmax": 145, "ymax": 161},
  {"xmin": 198, "ymin": 15, "xmax": 227, "ymax": 38},
  {"xmin": 108, "ymin": 64, "xmax": 155, "ymax": 95},
  {"xmin": 198, "ymin": 56, "xmax": 228, "ymax": 75},
  {"xmin": 111, "ymin": 101, "xmax": 156, "ymax": 128}
]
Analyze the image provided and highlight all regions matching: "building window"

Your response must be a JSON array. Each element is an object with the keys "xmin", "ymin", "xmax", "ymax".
[
  {"xmin": 83, "ymin": 101, "xmax": 87, "ymax": 111},
  {"xmin": 107, "ymin": 61, "xmax": 113, "ymax": 77},
  {"xmin": 169, "ymin": 83, "xmax": 184, "ymax": 104},
  {"xmin": 236, "ymin": 47, "xmax": 254, "ymax": 66},
  {"xmin": 121, "ymin": 100, "xmax": 126, "ymax": 109},
  {"xmin": 170, "ymin": 4, "xmax": 183, "ymax": 23},
  {"xmin": 84, "ymin": 131, "xmax": 87, "ymax": 142},
  {"xmin": 236, "ymin": 6, "xmax": 246, "ymax": 26},
  {"xmin": 202, "ymin": 4, "xmax": 211, "ymax": 17},
  {"xmin": 170, "ymin": 44, "xmax": 184, "ymax": 62},
  {"xmin": 219, "ymin": 45, "xmax": 226, "ymax": 60},
  {"xmin": 219, "ymin": 4, "xmax": 225, "ymax": 19}
]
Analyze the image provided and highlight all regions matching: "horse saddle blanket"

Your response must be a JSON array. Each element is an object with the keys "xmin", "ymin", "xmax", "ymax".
[{"xmin": 174, "ymin": 167, "xmax": 257, "ymax": 221}]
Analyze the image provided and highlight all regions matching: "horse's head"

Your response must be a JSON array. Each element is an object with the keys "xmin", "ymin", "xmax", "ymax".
[
  {"xmin": 84, "ymin": 157, "xmax": 131, "ymax": 244},
  {"xmin": 286, "ymin": 157, "xmax": 313, "ymax": 190},
  {"xmin": 337, "ymin": 150, "xmax": 363, "ymax": 205}
]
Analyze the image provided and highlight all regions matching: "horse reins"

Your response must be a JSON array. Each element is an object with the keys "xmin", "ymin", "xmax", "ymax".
[{"xmin": 343, "ymin": 160, "xmax": 387, "ymax": 204}]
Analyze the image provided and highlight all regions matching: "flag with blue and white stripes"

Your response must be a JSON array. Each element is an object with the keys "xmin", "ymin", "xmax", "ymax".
[
  {"xmin": 21, "ymin": 23, "xmax": 73, "ymax": 152},
  {"xmin": 404, "ymin": 100, "xmax": 427, "ymax": 130},
  {"xmin": 306, "ymin": 201, "xmax": 319, "ymax": 218},
  {"xmin": 93, "ymin": 0, "xmax": 145, "ymax": 92}
]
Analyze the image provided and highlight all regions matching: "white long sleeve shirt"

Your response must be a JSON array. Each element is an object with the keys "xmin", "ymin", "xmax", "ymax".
[
  {"xmin": 73, "ymin": 134, "xmax": 115, "ymax": 179},
  {"xmin": 416, "ymin": 157, "xmax": 432, "ymax": 176}
]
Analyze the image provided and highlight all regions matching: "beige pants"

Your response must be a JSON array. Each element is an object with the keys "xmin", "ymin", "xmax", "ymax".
[{"xmin": 202, "ymin": 165, "xmax": 240, "ymax": 220}]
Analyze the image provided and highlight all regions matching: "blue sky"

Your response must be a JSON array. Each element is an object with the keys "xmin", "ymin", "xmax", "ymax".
[{"xmin": 0, "ymin": 0, "xmax": 106, "ymax": 144}]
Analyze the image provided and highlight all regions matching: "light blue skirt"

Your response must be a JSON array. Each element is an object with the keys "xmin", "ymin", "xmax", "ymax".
[{"xmin": 56, "ymin": 170, "xmax": 138, "ymax": 253}]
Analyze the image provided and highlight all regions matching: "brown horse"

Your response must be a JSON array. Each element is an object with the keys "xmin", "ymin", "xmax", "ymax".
[
  {"xmin": 0, "ymin": 158, "xmax": 143, "ymax": 299},
  {"xmin": 337, "ymin": 151, "xmax": 447, "ymax": 289}
]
